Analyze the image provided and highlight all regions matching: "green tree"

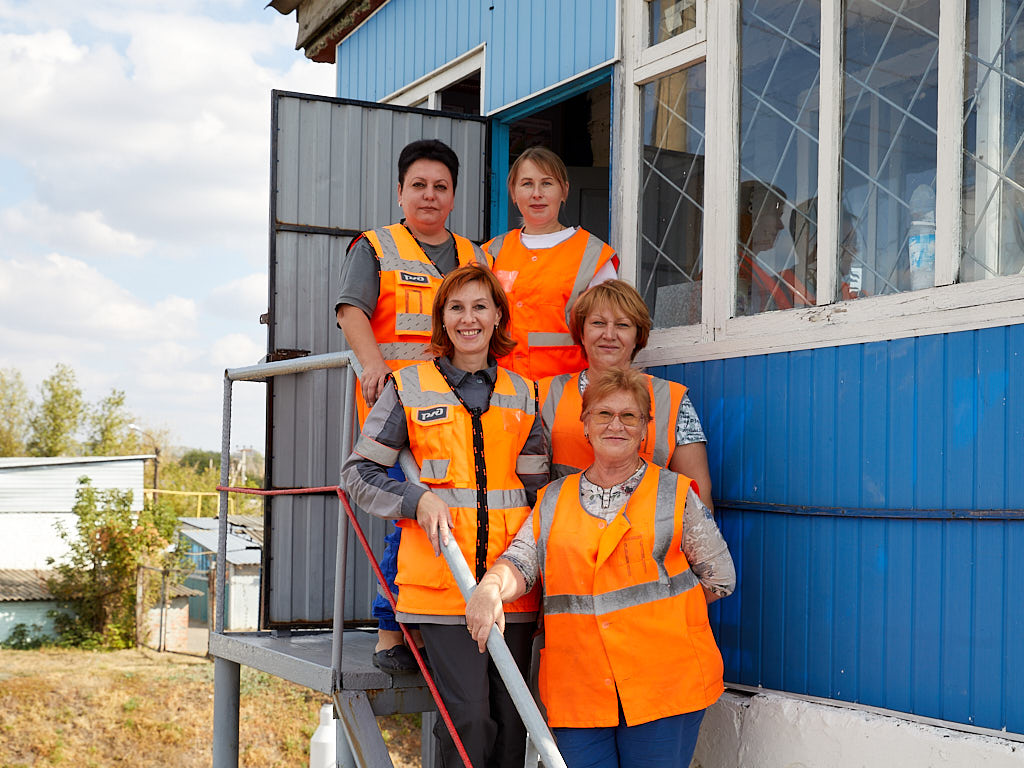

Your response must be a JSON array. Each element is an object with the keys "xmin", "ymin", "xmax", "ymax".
[
  {"xmin": 0, "ymin": 368, "xmax": 31, "ymax": 456},
  {"xmin": 179, "ymin": 448, "xmax": 220, "ymax": 472},
  {"xmin": 86, "ymin": 389, "xmax": 139, "ymax": 455},
  {"xmin": 47, "ymin": 478, "xmax": 181, "ymax": 649},
  {"xmin": 27, "ymin": 363, "xmax": 84, "ymax": 456}
]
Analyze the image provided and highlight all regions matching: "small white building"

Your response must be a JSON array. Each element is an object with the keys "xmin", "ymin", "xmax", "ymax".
[
  {"xmin": 0, "ymin": 455, "xmax": 151, "ymax": 642},
  {"xmin": 0, "ymin": 455, "xmax": 151, "ymax": 570}
]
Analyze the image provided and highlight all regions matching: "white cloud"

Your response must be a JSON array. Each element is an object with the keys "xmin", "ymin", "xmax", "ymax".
[
  {"xmin": 0, "ymin": 202, "xmax": 150, "ymax": 259},
  {"xmin": 0, "ymin": 252, "xmax": 197, "ymax": 341},
  {"xmin": 0, "ymin": 2, "xmax": 331, "ymax": 450},
  {"xmin": 205, "ymin": 272, "xmax": 268, "ymax": 321}
]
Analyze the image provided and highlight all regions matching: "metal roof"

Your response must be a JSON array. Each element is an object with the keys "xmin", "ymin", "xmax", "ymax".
[
  {"xmin": 0, "ymin": 569, "xmax": 52, "ymax": 601},
  {"xmin": 0, "ymin": 455, "xmax": 155, "ymax": 468},
  {"xmin": 178, "ymin": 527, "xmax": 262, "ymax": 566},
  {"xmin": 0, "ymin": 568, "xmax": 200, "ymax": 601},
  {"xmin": 180, "ymin": 515, "xmax": 264, "ymax": 547}
]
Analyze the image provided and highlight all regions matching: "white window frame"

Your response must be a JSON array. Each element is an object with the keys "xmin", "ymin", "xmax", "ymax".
[
  {"xmin": 615, "ymin": 0, "xmax": 1024, "ymax": 369},
  {"xmin": 383, "ymin": 43, "xmax": 485, "ymax": 113}
]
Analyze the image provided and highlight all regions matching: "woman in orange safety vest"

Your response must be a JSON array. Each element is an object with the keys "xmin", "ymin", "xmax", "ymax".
[
  {"xmin": 484, "ymin": 146, "xmax": 618, "ymax": 381},
  {"xmin": 466, "ymin": 368, "xmax": 736, "ymax": 768},
  {"xmin": 342, "ymin": 264, "xmax": 549, "ymax": 768},
  {"xmin": 540, "ymin": 279, "xmax": 714, "ymax": 511},
  {"xmin": 334, "ymin": 139, "xmax": 490, "ymax": 674}
]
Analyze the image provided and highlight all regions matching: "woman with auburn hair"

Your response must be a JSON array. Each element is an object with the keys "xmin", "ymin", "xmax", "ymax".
[
  {"xmin": 485, "ymin": 146, "xmax": 618, "ymax": 381},
  {"xmin": 342, "ymin": 263, "xmax": 548, "ymax": 768},
  {"xmin": 466, "ymin": 367, "xmax": 735, "ymax": 768},
  {"xmin": 539, "ymin": 279, "xmax": 714, "ymax": 511}
]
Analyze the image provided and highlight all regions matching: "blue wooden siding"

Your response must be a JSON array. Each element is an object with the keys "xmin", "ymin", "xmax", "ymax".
[
  {"xmin": 335, "ymin": 0, "xmax": 615, "ymax": 113},
  {"xmin": 650, "ymin": 324, "xmax": 1024, "ymax": 734}
]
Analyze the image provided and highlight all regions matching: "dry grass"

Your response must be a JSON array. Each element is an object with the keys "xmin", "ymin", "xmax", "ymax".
[{"xmin": 0, "ymin": 648, "xmax": 421, "ymax": 768}]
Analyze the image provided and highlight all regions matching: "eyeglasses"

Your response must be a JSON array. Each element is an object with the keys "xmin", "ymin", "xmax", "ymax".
[{"xmin": 588, "ymin": 409, "xmax": 644, "ymax": 427}]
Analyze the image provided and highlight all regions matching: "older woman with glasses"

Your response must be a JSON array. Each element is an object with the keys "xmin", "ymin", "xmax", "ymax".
[{"xmin": 465, "ymin": 367, "xmax": 735, "ymax": 768}]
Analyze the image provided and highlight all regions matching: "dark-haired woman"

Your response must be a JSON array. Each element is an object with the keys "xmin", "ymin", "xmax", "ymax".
[
  {"xmin": 333, "ymin": 139, "xmax": 492, "ymax": 673},
  {"xmin": 342, "ymin": 264, "xmax": 548, "ymax": 768}
]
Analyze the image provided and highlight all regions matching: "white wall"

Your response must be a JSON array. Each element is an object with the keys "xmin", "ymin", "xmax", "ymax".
[
  {"xmin": 0, "ymin": 456, "xmax": 147, "ymax": 513},
  {"xmin": 0, "ymin": 512, "xmax": 75, "ymax": 569},
  {"xmin": 692, "ymin": 691, "xmax": 1023, "ymax": 768},
  {"xmin": 0, "ymin": 600, "xmax": 59, "ymax": 643},
  {"xmin": 227, "ymin": 568, "xmax": 260, "ymax": 631}
]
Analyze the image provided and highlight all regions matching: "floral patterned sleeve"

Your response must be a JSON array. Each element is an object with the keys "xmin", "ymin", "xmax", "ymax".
[
  {"xmin": 682, "ymin": 488, "xmax": 735, "ymax": 598},
  {"xmin": 499, "ymin": 510, "xmax": 540, "ymax": 593},
  {"xmin": 675, "ymin": 394, "xmax": 707, "ymax": 446}
]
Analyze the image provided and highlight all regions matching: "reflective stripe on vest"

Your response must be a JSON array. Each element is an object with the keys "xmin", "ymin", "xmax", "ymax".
[
  {"xmin": 544, "ymin": 568, "xmax": 700, "ymax": 616},
  {"xmin": 539, "ymin": 372, "xmax": 687, "ymax": 478}
]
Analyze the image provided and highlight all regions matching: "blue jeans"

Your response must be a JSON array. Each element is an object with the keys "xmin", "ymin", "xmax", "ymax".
[
  {"xmin": 371, "ymin": 464, "xmax": 407, "ymax": 633},
  {"xmin": 372, "ymin": 523, "xmax": 402, "ymax": 631},
  {"xmin": 553, "ymin": 708, "xmax": 705, "ymax": 768}
]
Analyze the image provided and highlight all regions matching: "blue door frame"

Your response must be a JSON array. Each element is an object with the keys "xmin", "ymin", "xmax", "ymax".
[{"xmin": 488, "ymin": 66, "xmax": 614, "ymax": 237}]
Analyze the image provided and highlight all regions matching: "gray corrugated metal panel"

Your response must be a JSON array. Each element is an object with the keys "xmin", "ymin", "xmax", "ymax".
[
  {"xmin": 179, "ymin": 528, "xmax": 262, "ymax": 566},
  {"xmin": 273, "ymin": 95, "xmax": 486, "ymax": 240},
  {"xmin": 0, "ymin": 456, "xmax": 147, "ymax": 513},
  {"xmin": 0, "ymin": 569, "xmax": 52, "ymax": 601}
]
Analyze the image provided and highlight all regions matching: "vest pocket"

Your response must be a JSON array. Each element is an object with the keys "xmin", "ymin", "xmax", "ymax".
[
  {"xmin": 394, "ymin": 522, "xmax": 456, "ymax": 590},
  {"xmin": 410, "ymin": 410, "xmax": 455, "ymax": 483}
]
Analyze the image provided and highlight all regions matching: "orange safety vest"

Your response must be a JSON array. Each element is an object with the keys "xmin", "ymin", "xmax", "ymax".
[
  {"xmin": 739, "ymin": 252, "xmax": 815, "ymax": 312},
  {"xmin": 354, "ymin": 224, "xmax": 490, "ymax": 422},
  {"xmin": 484, "ymin": 228, "xmax": 616, "ymax": 381},
  {"xmin": 533, "ymin": 465, "xmax": 724, "ymax": 728},
  {"xmin": 389, "ymin": 361, "xmax": 542, "ymax": 617},
  {"xmin": 538, "ymin": 371, "xmax": 687, "ymax": 479}
]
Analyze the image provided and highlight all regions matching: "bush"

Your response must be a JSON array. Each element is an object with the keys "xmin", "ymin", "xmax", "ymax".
[
  {"xmin": 1, "ymin": 622, "xmax": 54, "ymax": 650},
  {"xmin": 46, "ymin": 478, "xmax": 184, "ymax": 649}
]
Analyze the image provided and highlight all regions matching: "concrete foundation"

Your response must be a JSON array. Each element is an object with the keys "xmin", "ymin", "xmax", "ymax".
[{"xmin": 692, "ymin": 690, "xmax": 1023, "ymax": 768}]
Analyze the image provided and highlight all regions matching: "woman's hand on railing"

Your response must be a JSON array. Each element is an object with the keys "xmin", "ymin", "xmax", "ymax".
[
  {"xmin": 465, "ymin": 573, "xmax": 506, "ymax": 653},
  {"xmin": 416, "ymin": 491, "xmax": 454, "ymax": 556}
]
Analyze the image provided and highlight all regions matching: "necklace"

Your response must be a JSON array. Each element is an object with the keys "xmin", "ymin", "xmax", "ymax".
[{"xmin": 584, "ymin": 456, "xmax": 644, "ymax": 489}]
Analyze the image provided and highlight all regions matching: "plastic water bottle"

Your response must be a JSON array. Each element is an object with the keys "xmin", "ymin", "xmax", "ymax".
[
  {"xmin": 309, "ymin": 703, "xmax": 336, "ymax": 768},
  {"xmin": 908, "ymin": 184, "xmax": 936, "ymax": 290}
]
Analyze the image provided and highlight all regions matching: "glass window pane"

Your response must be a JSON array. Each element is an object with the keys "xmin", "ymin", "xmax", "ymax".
[
  {"xmin": 639, "ymin": 63, "xmax": 706, "ymax": 328},
  {"xmin": 649, "ymin": 0, "xmax": 698, "ymax": 45},
  {"xmin": 736, "ymin": 0, "xmax": 821, "ymax": 316},
  {"xmin": 961, "ymin": 1, "xmax": 1024, "ymax": 282},
  {"xmin": 840, "ymin": 0, "xmax": 939, "ymax": 298}
]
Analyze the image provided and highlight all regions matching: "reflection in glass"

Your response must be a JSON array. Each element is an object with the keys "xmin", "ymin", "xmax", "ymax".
[
  {"xmin": 841, "ymin": 0, "xmax": 939, "ymax": 297},
  {"xmin": 961, "ymin": 0, "xmax": 1024, "ymax": 282},
  {"xmin": 736, "ymin": 0, "xmax": 821, "ymax": 316},
  {"xmin": 639, "ymin": 64, "xmax": 706, "ymax": 328},
  {"xmin": 649, "ymin": 0, "xmax": 698, "ymax": 46}
]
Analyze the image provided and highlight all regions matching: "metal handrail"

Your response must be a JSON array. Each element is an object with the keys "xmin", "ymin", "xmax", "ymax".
[{"xmin": 216, "ymin": 350, "xmax": 358, "ymax": 669}]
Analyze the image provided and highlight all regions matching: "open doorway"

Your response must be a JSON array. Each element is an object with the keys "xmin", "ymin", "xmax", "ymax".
[{"xmin": 504, "ymin": 81, "xmax": 611, "ymax": 241}]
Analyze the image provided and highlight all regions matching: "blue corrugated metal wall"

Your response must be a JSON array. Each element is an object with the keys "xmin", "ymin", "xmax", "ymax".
[
  {"xmin": 650, "ymin": 324, "xmax": 1024, "ymax": 734},
  {"xmin": 335, "ymin": 0, "xmax": 616, "ymax": 113}
]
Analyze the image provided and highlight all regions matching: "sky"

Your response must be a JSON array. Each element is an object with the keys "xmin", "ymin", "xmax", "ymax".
[{"xmin": 0, "ymin": 0, "xmax": 335, "ymax": 452}]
